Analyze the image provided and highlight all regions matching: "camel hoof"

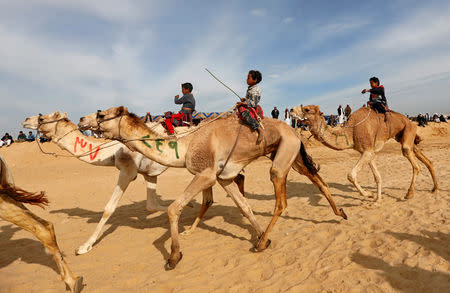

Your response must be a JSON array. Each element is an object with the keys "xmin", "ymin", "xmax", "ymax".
[
  {"xmin": 146, "ymin": 205, "xmax": 167, "ymax": 213},
  {"xmin": 180, "ymin": 229, "xmax": 193, "ymax": 237},
  {"xmin": 339, "ymin": 208, "xmax": 348, "ymax": 220},
  {"xmin": 75, "ymin": 245, "xmax": 92, "ymax": 255},
  {"xmin": 165, "ymin": 252, "xmax": 183, "ymax": 271},
  {"xmin": 73, "ymin": 276, "xmax": 84, "ymax": 293},
  {"xmin": 431, "ymin": 188, "xmax": 438, "ymax": 194},
  {"xmin": 251, "ymin": 239, "xmax": 271, "ymax": 252},
  {"xmin": 404, "ymin": 193, "xmax": 414, "ymax": 199}
]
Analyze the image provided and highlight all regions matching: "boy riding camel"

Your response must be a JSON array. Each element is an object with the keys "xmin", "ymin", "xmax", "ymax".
[{"xmin": 237, "ymin": 70, "xmax": 265, "ymax": 144}]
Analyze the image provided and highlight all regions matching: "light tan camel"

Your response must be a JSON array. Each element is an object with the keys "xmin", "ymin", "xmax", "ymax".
[
  {"xmin": 93, "ymin": 106, "xmax": 347, "ymax": 270},
  {"xmin": 22, "ymin": 112, "xmax": 169, "ymax": 255},
  {"xmin": 0, "ymin": 155, "xmax": 83, "ymax": 292},
  {"xmin": 291, "ymin": 105, "xmax": 438, "ymax": 201}
]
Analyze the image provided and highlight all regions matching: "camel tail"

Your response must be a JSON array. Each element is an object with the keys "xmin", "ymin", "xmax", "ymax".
[
  {"xmin": 300, "ymin": 141, "xmax": 320, "ymax": 174},
  {"xmin": 2, "ymin": 187, "xmax": 49, "ymax": 209}
]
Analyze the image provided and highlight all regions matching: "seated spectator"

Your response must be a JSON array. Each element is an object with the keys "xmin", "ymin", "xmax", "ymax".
[
  {"xmin": 26, "ymin": 131, "xmax": 35, "ymax": 142},
  {"xmin": 17, "ymin": 131, "xmax": 27, "ymax": 142},
  {"xmin": 0, "ymin": 133, "xmax": 13, "ymax": 147},
  {"xmin": 417, "ymin": 114, "xmax": 426, "ymax": 127},
  {"xmin": 144, "ymin": 112, "xmax": 153, "ymax": 123},
  {"xmin": 439, "ymin": 114, "xmax": 448, "ymax": 123}
]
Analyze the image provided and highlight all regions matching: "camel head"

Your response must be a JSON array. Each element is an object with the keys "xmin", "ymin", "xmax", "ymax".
[
  {"xmin": 22, "ymin": 111, "xmax": 68, "ymax": 136},
  {"xmin": 291, "ymin": 105, "xmax": 324, "ymax": 129},
  {"xmin": 78, "ymin": 111, "xmax": 99, "ymax": 131},
  {"xmin": 94, "ymin": 106, "xmax": 129, "ymax": 139}
]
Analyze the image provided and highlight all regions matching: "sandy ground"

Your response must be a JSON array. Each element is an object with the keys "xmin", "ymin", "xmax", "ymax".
[{"xmin": 0, "ymin": 122, "xmax": 449, "ymax": 293}]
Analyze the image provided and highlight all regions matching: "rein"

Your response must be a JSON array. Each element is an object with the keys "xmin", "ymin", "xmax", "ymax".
[{"xmin": 34, "ymin": 115, "xmax": 121, "ymax": 158}]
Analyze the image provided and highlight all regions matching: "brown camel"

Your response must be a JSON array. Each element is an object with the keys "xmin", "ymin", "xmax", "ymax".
[
  {"xmin": 91, "ymin": 106, "xmax": 347, "ymax": 269},
  {"xmin": 291, "ymin": 105, "xmax": 438, "ymax": 201},
  {"xmin": 22, "ymin": 112, "xmax": 245, "ymax": 253},
  {"xmin": 0, "ymin": 155, "xmax": 83, "ymax": 292}
]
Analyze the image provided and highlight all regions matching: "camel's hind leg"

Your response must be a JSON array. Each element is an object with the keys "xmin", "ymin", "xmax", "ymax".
[
  {"xmin": 143, "ymin": 175, "xmax": 167, "ymax": 212},
  {"xmin": 402, "ymin": 146, "xmax": 420, "ymax": 199},
  {"xmin": 0, "ymin": 196, "xmax": 83, "ymax": 293},
  {"xmin": 292, "ymin": 158, "xmax": 347, "ymax": 219},
  {"xmin": 76, "ymin": 170, "xmax": 135, "ymax": 255},
  {"xmin": 181, "ymin": 186, "xmax": 213, "ymax": 236},
  {"xmin": 347, "ymin": 151, "xmax": 374, "ymax": 198},
  {"xmin": 181, "ymin": 174, "xmax": 246, "ymax": 237},
  {"xmin": 413, "ymin": 146, "xmax": 438, "ymax": 193}
]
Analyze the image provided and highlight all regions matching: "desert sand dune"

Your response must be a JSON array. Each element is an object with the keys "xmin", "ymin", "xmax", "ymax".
[{"xmin": 0, "ymin": 123, "xmax": 449, "ymax": 292}]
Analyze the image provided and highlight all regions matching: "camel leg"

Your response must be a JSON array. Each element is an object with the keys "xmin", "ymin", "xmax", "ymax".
[
  {"xmin": 254, "ymin": 165, "xmax": 289, "ymax": 251},
  {"xmin": 143, "ymin": 175, "xmax": 167, "ymax": 212},
  {"xmin": 292, "ymin": 157, "xmax": 347, "ymax": 219},
  {"xmin": 368, "ymin": 155, "xmax": 382, "ymax": 202},
  {"xmin": 402, "ymin": 146, "xmax": 420, "ymax": 199},
  {"xmin": 347, "ymin": 151, "xmax": 373, "ymax": 198},
  {"xmin": 76, "ymin": 170, "xmax": 135, "ymax": 255},
  {"xmin": 0, "ymin": 197, "xmax": 83, "ymax": 293},
  {"xmin": 181, "ymin": 186, "xmax": 213, "ymax": 236},
  {"xmin": 218, "ymin": 179, "xmax": 264, "ymax": 236},
  {"xmin": 181, "ymin": 174, "xmax": 246, "ymax": 237},
  {"xmin": 166, "ymin": 169, "xmax": 216, "ymax": 270},
  {"xmin": 413, "ymin": 146, "xmax": 438, "ymax": 193}
]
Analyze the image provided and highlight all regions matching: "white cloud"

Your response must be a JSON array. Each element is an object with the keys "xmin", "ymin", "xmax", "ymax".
[
  {"xmin": 250, "ymin": 8, "xmax": 267, "ymax": 17},
  {"xmin": 283, "ymin": 17, "xmax": 294, "ymax": 24}
]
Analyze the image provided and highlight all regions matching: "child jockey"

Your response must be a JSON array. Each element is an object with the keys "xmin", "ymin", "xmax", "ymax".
[
  {"xmin": 164, "ymin": 82, "xmax": 196, "ymax": 134},
  {"xmin": 237, "ymin": 70, "xmax": 264, "ymax": 144},
  {"xmin": 361, "ymin": 77, "xmax": 389, "ymax": 114}
]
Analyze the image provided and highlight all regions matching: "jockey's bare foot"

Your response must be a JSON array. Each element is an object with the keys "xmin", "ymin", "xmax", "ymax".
[{"xmin": 256, "ymin": 127, "xmax": 265, "ymax": 144}]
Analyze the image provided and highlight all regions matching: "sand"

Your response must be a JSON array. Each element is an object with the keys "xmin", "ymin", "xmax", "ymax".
[{"xmin": 0, "ymin": 122, "xmax": 449, "ymax": 293}]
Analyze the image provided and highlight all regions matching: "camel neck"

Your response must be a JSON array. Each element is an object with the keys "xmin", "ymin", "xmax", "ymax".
[
  {"xmin": 49, "ymin": 122, "xmax": 121, "ymax": 165},
  {"xmin": 118, "ymin": 118, "xmax": 190, "ymax": 167},
  {"xmin": 310, "ymin": 118, "xmax": 354, "ymax": 150}
]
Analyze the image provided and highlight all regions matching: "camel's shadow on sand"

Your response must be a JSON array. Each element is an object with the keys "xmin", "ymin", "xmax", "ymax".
[
  {"xmin": 352, "ymin": 230, "xmax": 450, "ymax": 292},
  {"xmin": 47, "ymin": 180, "xmax": 355, "ymax": 260},
  {"xmin": 0, "ymin": 225, "xmax": 59, "ymax": 273}
]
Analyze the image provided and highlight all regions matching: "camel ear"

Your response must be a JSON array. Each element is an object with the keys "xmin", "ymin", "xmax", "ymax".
[
  {"xmin": 117, "ymin": 106, "xmax": 127, "ymax": 115},
  {"xmin": 61, "ymin": 112, "xmax": 68, "ymax": 119},
  {"xmin": 54, "ymin": 111, "xmax": 61, "ymax": 118},
  {"xmin": 315, "ymin": 105, "xmax": 321, "ymax": 112}
]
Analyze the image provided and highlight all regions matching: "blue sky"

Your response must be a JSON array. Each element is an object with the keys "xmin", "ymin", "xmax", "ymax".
[{"xmin": 1, "ymin": 0, "xmax": 450, "ymax": 135}]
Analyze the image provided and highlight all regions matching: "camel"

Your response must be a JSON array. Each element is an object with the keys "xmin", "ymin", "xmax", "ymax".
[
  {"xmin": 92, "ymin": 106, "xmax": 347, "ymax": 269},
  {"xmin": 22, "ymin": 112, "xmax": 245, "ymax": 254},
  {"xmin": 291, "ymin": 105, "xmax": 438, "ymax": 201},
  {"xmin": 21, "ymin": 112, "xmax": 169, "ymax": 255},
  {"xmin": 0, "ymin": 155, "xmax": 83, "ymax": 292}
]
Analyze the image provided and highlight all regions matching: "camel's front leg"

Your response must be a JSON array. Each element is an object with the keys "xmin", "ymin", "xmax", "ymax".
[
  {"xmin": 0, "ymin": 199, "xmax": 83, "ymax": 293},
  {"xmin": 347, "ymin": 151, "xmax": 374, "ymax": 198},
  {"xmin": 76, "ymin": 170, "xmax": 135, "ymax": 255},
  {"xmin": 143, "ymin": 175, "xmax": 167, "ymax": 212},
  {"xmin": 166, "ymin": 169, "xmax": 216, "ymax": 270},
  {"xmin": 368, "ymin": 157, "xmax": 382, "ymax": 202},
  {"xmin": 218, "ymin": 178, "xmax": 264, "ymax": 237}
]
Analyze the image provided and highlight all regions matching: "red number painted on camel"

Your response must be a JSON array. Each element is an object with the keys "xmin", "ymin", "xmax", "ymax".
[{"xmin": 74, "ymin": 137, "xmax": 101, "ymax": 161}]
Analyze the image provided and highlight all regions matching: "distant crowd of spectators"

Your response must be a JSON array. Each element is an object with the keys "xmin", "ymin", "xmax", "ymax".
[
  {"xmin": 416, "ymin": 113, "xmax": 448, "ymax": 127},
  {"xmin": 0, "ymin": 131, "xmax": 42, "ymax": 148}
]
